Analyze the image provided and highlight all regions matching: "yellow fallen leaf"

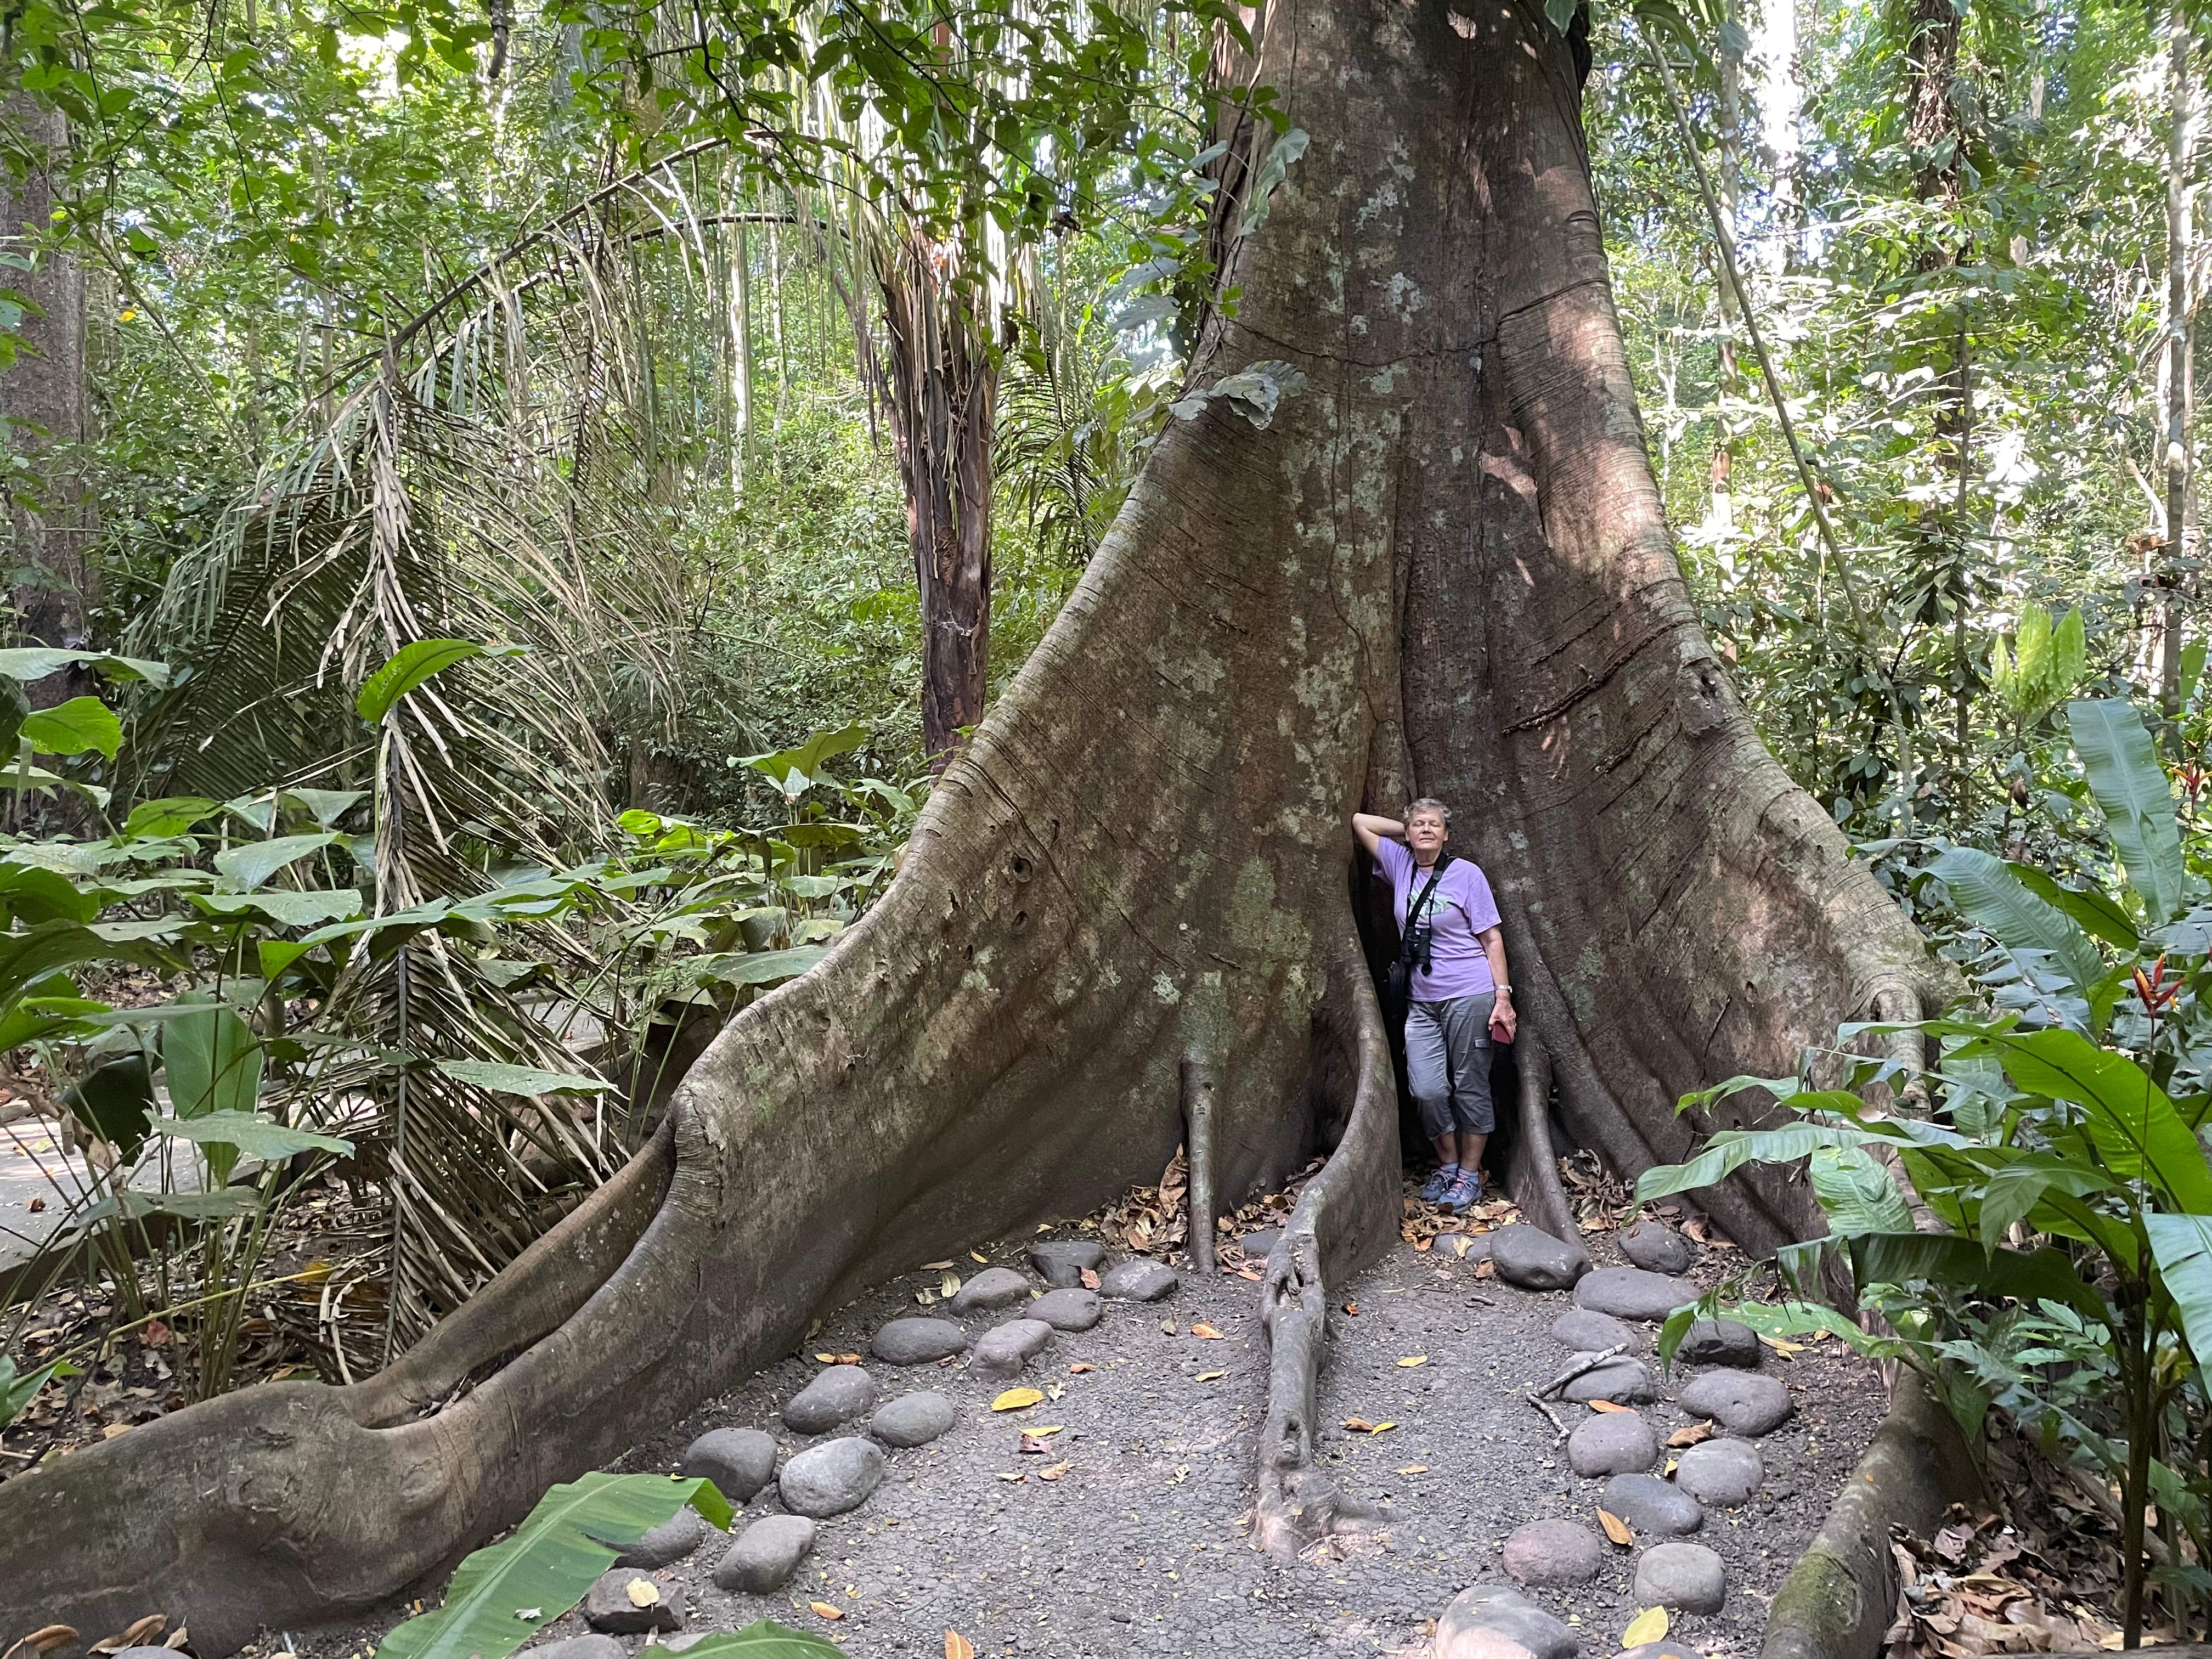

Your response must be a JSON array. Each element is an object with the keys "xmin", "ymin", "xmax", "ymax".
[
  {"xmin": 1025, "ymin": 1424, "xmax": 1064, "ymax": 1436},
  {"xmin": 1396, "ymin": 1464, "xmax": 1429, "ymax": 1474},
  {"xmin": 1588, "ymin": 1400, "xmax": 1632, "ymax": 1414},
  {"xmin": 1448, "ymin": 1236, "xmax": 1475, "ymax": 1258},
  {"xmin": 1037, "ymin": 1460, "xmax": 1070, "ymax": 1480},
  {"xmin": 1195, "ymin": 1370, "xmax": 1225, "ymax": 1382},
  {"xmin": 810, "ymin": 1602, "xmax": 845, "ymax": 1621},
  {"xmin": 1341, "ymin": 1417, "xmax": 1398, "ymax": 1434},
  {"xmin": 921, "ymin": 1260, "xmax": 954, "ymax": 1270},
  {"xmin": 1760, "ymin": 1334, "xmax": 1805, "ymax": 1358},
  {"xmin": 1666, "ymin": 1423, "xmax": 1711, "ymax": 1448},
  {"xmin": 1665, "ymin": 1457, "xmax": 1679, "ymax": 1475},
  {"xmin": 1623, "ymin": 1606, "xmax": 1669, "ymax": 1646},
  {"xmin": 992, "ymin": 1387, "xmax": 1044, "ymax": 1411},
  {"xmin": 970, "ymin": 1250, "xmax": 988, "ymax": 1263},
  {"xmin": 941, "ymin": 1272, "xmax": 962, "ymax": 1297},
  {"xmin": 625, "ymin": 1579, "xmax": 662, "ymax": 1609},
  {"xmin": 1598, "ymin": 1509, "xmax": 1635, "ymax": 1547},
  {"xmin": 1414, "ymin": 1236, "xmax": 1434, "ymax": 1252},
  {"xmin": 1192, "ymin": 1323, "xmax": 1224, "ymax": 1340},
  {"xmin": 946, "ymin": 1633, "xmax": 977, "ymax": 1659},
  {"xmin": 996, "ymin": 1471, "xmax": 1026, "ymax": 1482},
  {"xmin": 814, "ymin": 1352, "xmax": 838, "ymax": 1363},
  {"xmin": 1397, "ymin": 1356, "xmax": 1428, "ymax": 1368}
]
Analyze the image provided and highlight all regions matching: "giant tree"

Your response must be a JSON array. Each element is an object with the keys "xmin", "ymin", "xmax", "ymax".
[{"xmin": 0, "ymin": 0, "xmax": 1939, "ymax": 1645}]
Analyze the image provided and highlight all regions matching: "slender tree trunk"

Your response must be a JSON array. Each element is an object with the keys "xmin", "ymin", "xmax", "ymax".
[
  {"xmin": 1708, "ymin": 2, "xmax": 1746, "ymax": 535},
  {"xmin": 2163, "ymin": 0, "xmax": 2194, "ymax": 743},
  {"xmin": 1753, "ymin": 0, "xmax": 1804, "ymax": 269},
  {"xmin": 0, "ymin": 3, "xmax": 1943, "ymax": 1644},
  {"xmin": 877, "ymin": 234, "xmax": 997, "ymax": 766},
  {"xmin": 0, "ymin": 95, "xmax": 97, "ymax": 701}
]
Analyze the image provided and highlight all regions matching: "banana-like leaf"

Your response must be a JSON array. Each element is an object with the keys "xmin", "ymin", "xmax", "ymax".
[
  {"xmin": 153, "ymin": 1110, "xmax": 353, "ymax": 1161},
  {"xmin": 641, "ymin": 1626, "xmax": 847, "ymax": 1658},
  {"xmin": 2068, "ymin": 699, "xmax": 2186, "ymax": 923},
  {"xmin": 432, "ymin": 1059, "xmax": 614, "ymax": 1097},
  {"xmin": 1955, "ymin": 1026, "xmax": 2212, "ymax": 1211},
  {"xmin": 1974, "ymin": 1155, "xmax": 2120, "ymax": 1252},
  {"xmin": 2007, "ymin": 862, "xmax": 2138, "ymax": 951},
  {"xmin": 2146, "ymin": 1214, "xmax": 2212, "ymax": 1383},
  {"xmin": 20, "ymin": 696, "xmax": 123, "ymax": 760},
  {"xmin": 1634, "ymin": 1113, "xmax": 1871, "ymax": 1201},
  {"xmin": 193, "ymin": 888, "xmax": 364, "ymax": 927},
  {"xmin": 1927, "ymin": 847, "xmax": 2107, "ymax": 1007},
  {"xmin": 357, "ymin": 639, "xmax": 524, "ymax": 725},
  {"xmin": 1659, "ymin": 1298, "xmax": 1899, "ymax": 1367},
  {"xmin": 1848, "ymin": 1232, "xmax": 2107, "ymax": 1321},
  {"xmin": 1808, "ymin": 1144, "xmax": 1914, "ymax": 1236},
  {"xmin": 375, "ymin": 1473, "xmax": 732, "ymax": 1659}
]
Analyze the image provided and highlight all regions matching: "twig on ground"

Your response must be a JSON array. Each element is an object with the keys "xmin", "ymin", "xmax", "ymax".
[
  {"xmin": 1537, "ymin": 1343, "xmax": 1625, "ymax": 1399},
  {"xmin": 1524, "ymin": 1392, "xmax": 1572, "ymax": 1447}
]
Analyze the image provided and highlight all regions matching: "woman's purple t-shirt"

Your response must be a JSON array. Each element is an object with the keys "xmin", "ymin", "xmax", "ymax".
[{"xmin": 1374, "ymin": 837, "xmax": 1502, "ymax": 1001}]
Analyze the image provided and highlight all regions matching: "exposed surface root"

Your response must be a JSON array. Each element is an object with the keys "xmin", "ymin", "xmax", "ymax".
[{"xmin": 1253, "ymin": 945, "xmax": 1403, "ymax": 1560}]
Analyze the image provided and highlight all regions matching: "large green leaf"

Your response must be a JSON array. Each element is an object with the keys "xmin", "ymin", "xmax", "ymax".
[
  {"xmin": 2147, "ymin": 1213, "xmax": 2212, "ymax": 1370},
  {"xmin": 153, "ymin": 1110, "xmax": 353, "ymax": 1162},
  {"xmin": 283, "ymin": 787, "xmax": 367, "ymax": 827},
  {"xmin": 193, "ymin": 888, "xmax": 363, "ymax": 927},
  {"xmin": 20, "ymin": 696, "xmax": 123, "ymax": 760},
  {"xmin": 165, "ymin": 1000, "xmax": 262, "ymax": 1182},
  {"xmin": 0, "ymin": 648, "xmax": 171, "ymax": 689},
  {"xmin": 641, "ymin": 1627, "xmax": 845, "ymax": 1658},
  {"xmin": 2006, "ymin": 862, "xmax": 2138, "ymax": 952},
  {"xmin": 737, "ymin": 720, "xmax": 868, "ymax": 799},
  {"xmin": 0, "ymin": 921, "xmax": 129, "ymax": 1009},
  {"xmin": 76, "ymin": 1187, "xmax": 262, "ymax": 1224},
  {"xmin": 433, "ymin": 1059, "xmax": 613, "ymax": 1096},
  {"xmin": 0, "ymin": 864, "xmax": 104, "ymax": 926},
  {"xmin": 1, "ymin": 1355, "xmax": 79, "ymax": 1430},
  {"xmin": 213, "ymin": 832, "xmax": 340, "ymax": 891},
  {"xmin": 375, "ymin": 1473, "xmax": 731, "ymax": 1659},
  {"xmin": 2068, "ymin": 699, "xmax": 2186, "ymax": 923},
  {"xmin": 123, "ymin": 796, "xmax": 223, "ymax": 838},
  {"xmin": 1848, "ymin": 1232, "xmax": 2107, "ymax": 1321},
  {"xmin": 1960, "ymin": 1026, "xmax": 2212, "ymax": 1211},
  {"xmin": 1927, "ymin": 847, "xmax": 2108, "ymax": 1005},
  {"xmin": 1974, "ymin": 1155, "xmax": 2120, "ymax": 1252},
  {"xmin": 357, "ymin": 639, "xmax": 524, "ymax": 724},
  {"xmin": 1808, "ymin": 1144, "xmax": 1914, "ymax": 1235},
  {"xmin": 1634, "ymin": 1113, "xmax": 1871, "ymax": 1201},
  {"xmin": 62, "ymin": 1054, "xmax": 156, "ymax": 1160}
]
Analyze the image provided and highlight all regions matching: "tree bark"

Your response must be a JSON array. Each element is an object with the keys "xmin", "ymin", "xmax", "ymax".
[
  {"xmin": 0, "ymin": 2, "xmax": 1941, "ymax": 1646},
  {"xmin": 2162, "ymin": 0, "xmax": 2194, "ymax": 744},
  {"xmin": 0, "ymin": 94, "xmax": 97, "ymax": 701},
  {"xmin": 878, "ymin": 233, "xmax": 997, "ymax": 767}
]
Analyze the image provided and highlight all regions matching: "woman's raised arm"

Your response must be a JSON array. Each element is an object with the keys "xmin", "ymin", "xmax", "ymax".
[{"xmin": 1351, "ymin": 811, "xmax": 1403, "ymax": 858}]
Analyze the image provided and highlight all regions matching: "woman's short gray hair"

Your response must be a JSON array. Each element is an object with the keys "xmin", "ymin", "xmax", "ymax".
[{"xmin": 1404, "ymin": 797, "xmax": 1452, "ymax": 824}]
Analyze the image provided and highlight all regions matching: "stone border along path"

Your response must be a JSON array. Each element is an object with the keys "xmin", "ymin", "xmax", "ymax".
[{"xmin": 287, "ymin": 1198, "xmax": 1885, "ymax": 1659}]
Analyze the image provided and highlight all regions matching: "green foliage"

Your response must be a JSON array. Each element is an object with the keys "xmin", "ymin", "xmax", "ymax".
[{"xmin": 375, "ymin": 1473, "xmax": 733, "ymax": 1659}]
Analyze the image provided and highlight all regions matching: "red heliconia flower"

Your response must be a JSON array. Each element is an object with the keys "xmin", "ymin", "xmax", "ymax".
[
  {"xmin": 2180, "ymin": 761, "xmax": 2209, "ymax": 804},
  {"xmin": 2136, "ymin": 953, "xmax": 2182, "ymax": 1014}
]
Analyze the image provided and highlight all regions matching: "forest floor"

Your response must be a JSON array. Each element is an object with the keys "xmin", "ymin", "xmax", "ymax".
[{"xmin": 289, "ymin": 1181, "xmax": 1888, "ymax": 1659}]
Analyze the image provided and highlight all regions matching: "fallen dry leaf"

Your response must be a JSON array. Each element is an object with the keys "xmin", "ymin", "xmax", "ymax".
[
  {"xmin": 970, "ymin": 1250, "xmax": 988, "ymax": 1263},
  {"xmin": 1341, "ymin": 1417, "xmax": 1398, "ymax": 1435},
  {"xmin": 1448, "ymin": 1236, "xmax": 1475, "ymax": 1258},
  {"xmin": 921, "ymin": 1260, "xmax": 954, "ymax": 1270},
  {"xmin": 1036, "ymin": 1460, "xmax": 1070, "ymax": 1480},
  {"xmin": 813, "ymin": 1352, "xmax": 838, "ymax": 1363},
  {"xmin": 25, "ymin": 1195, "xmax": 43, "ymax": 1213},
  {"xmin": 1018, "ymin": 1433, "xmax": 1053, "ymax": 1454},
  {"xmin": 996, "ymin": 1472, "xmax": 1026, "ymax": 1483},
  {"xmin": 1079, "ymin": 1267, "xmax": 1101, "ymax": 1290},
  {"xmin": 1160, "ymin": 1318, "xmax": 1178, "ymax": 1334},
  {"xmin": 1599, "ymin": 1509, "xmax": 1635, "ymax": 1547},
  {"xmin": 1414, "ymin": 1236, "xmax": 1434, "ymax": 1252},
  {"xmin": 1623, "ymin": 1606, "xmax": 1669, "ymax": 1646},
  {"xmin": 1397, "ymin": 1356, "xmax": 1429, "ymax": 1368},
  {"xmin": 992, "ymin": 1387, "xmax": 1044, "ymax": 1412},
  {"xmin": 1396, "ymin": 1464, "xmax": 1429, "ymax": 1475},
  {"xmin": 1588, "ymin": 1400, "xmax": 1632, "ymax": 1414},
  {"xmin": 625, "ymin": 1579, "xmax": 662, "ymax": 1609},
  {"xmin": 138, "ymin": 1320, "xmax": 168, "ymax": 1350},
  {"xmin": 940, "ymin": 1271, "xmax": 962, "ymax": 1297},
  {"xmin": 1474, "ymin": 1259, "xmax": 1496, "ymax": 1279},
  {"xmin": 1195, "ymin": 1370, "xmax": 1225, "ymax": 1382},
  {"xmin": 1046, "ymin": 1383, "xmax": 1065, "ymax": 1401},
  {"xmin": 1342, "ymin": 1302, "xmax": 1359, "ymax": 1316},
  {"xmin": 1666, "ymin": 1423, "xmax": 1712, "ymax": 1448},
  {"xmin": 810, "ymin": 1602, "xmax": 844, "ymax": 1621},
  {"xmin": 946, "ymin": 1632, "xmax": 977, "ymax": 1659},
  {"xmin": 1664, "ymin": 1457, "xmax": 1679, "ymax": 1476},
  {"xmin": 1760, "ymin": 1334, "xmax": 1805, "ymax": 1358},
  {"xmin": 1069, "ymin": 1362, "xmax": 1095, "ymax": 1373},
  {"xmin": 1192, "ymin": 1323, "xmax": 1224, "ymax": 1340}
]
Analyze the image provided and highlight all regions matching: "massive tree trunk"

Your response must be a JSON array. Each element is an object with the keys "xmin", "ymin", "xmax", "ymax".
[
  {"xmin": 0, "ymin": 95, "xmax": 98, "ymax": 702},
  {"xmin": 0, "ymin": 1, "xmax": 1940, "ymax": 1646}
]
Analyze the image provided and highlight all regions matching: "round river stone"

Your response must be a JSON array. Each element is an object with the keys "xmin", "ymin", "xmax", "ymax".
[
  {"xmin": 1561, "ymin": 1356, "xmax": 1655, "ymax": 1404},
  {"xmin": 778, "ymin": 1435, "xmax": 885, "ymax": 1519},
  {"xmin": 713, "ymin": 1515, "xmax": 818, "ymax": 1594},
  {"xmin": 1680, "ymin": 1370, "xmax": 1793, "ymax": 1436},
  {"xmin": 1434, "ymin": 1584, "xmax": 1578, "ymax": 1659},
  {"xmin": 1635, "ymin": 1541, "xmax": 1728, "ymax": 1613},
  {"xmin": 1618, "ymin": 1219, "xmax": 1695, "ymax": 1274},
  {"xmin": 1098, "ymin": 1259, "xmax": 1178, "ymax": 1301},
  {"xmin": 1575, "ymin": 1266, "xmax": 1696, "ymax": 1323},
  {"xmin": 529, "ymin": 1638, "xmax": 626, "ymax": 1659},
  {"xmin": 1029, "ymin": 1288, "xmax": 1103, "ymax": 1331},
  {"xmin": 1677, "ymin": 1318, "xmax": 1760, "ymax": 1368},
  {"xmin": 1488, "ymin": 1224, "xmax": 1588, "ymax": 1291},
  {"xmin": 1599, "ymin": 1472, "xmax": 1704, "ymax": 1536},
  {"xmin": 870, "ymin": 1390, "xmax": 956, "ymax": 1448},
  {"xmin": 1501, "ymin": 1519, "xmax": 1606, "ymax": 1587},
  {"xmin": 871, "ymin": 1317, "xmax": 969, "ymax": 1364},
  {"xmin": 972, "ymin": 1316, "xmax": 1054, "ymax": 1379},
  {"xmin": 1567, "ymin": 1409, "xmax": 1658, "ymax": 1476},
  {"xmin": 1674, "ymin": 1436, "xmax": 1763, "ymax": 1505},
  {"xmin": 1026, "ymin": 1239, "xmax": 1104, "ymax": 1286},
  {"xmin": 583, "ymin": 1568, "xmax": 682, "ymax": 1634},
  {"xmin": 781, "ymin": 1364, "xmax": 876, "ymax": 1435},
  {"xmin": 1239, "ymin": 1226, "xmax": 1284, "ymax": 1257},
  {"xmin": 679, "ymin": 1427, "xmax": 776, "ymax": 1504},
  {"xmin": 951, "ymin": 1266, "xmax": 1034, "ymax": 1313},
  {"xmin": 1551, "ymin": 1308, "xmax": 1639, "ymax": 1353},
  {"xmin": 611, "ymin": 1504, "xmax": 708, "ymax": 1568}
]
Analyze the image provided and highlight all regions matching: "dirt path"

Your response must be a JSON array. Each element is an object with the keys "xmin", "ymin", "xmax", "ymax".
[{"xmin": 294, "ymin": 1198, "xmax": 1885, "ymax": 1659}]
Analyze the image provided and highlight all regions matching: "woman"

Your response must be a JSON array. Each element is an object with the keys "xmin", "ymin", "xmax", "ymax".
[{"xmin": 1352, "ymin": 799, "xmax": 1516, "ymax": 1212}]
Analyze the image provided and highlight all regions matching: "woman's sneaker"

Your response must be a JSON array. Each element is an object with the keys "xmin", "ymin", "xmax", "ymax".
[
  {"xmin": 1442, "ymin": 1170, "xmax": 1482, "ymax": 1213},
  {"xmin": 1420, "ymin": 1163, "xmax": 1461, "ymax": 1204}
]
